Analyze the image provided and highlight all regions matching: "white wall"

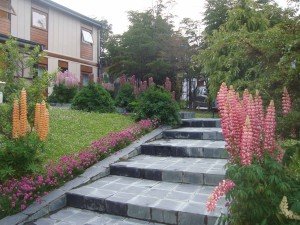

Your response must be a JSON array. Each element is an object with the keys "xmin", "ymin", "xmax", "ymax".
[{"xmin": 11, "ymin": 0, "xmax": 31, "ymax": 40}]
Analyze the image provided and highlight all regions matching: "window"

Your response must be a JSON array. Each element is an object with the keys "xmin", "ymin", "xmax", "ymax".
[
  {"xmin": 81, "ymin": 29, "xmax": 93, "ymax": 44},
  {"xmin": 0, "ymin": 0, "xmax": 15, "ymax": 18},
  {"xmin": 82, "ymin": 73, "xmax": 90, "ymax": 86},
  {"xmin": 32, "ymin": 9, "xmax": 47, "ymax": 30},
  {"xmin": 58, "ymin": 60, "xmax": 68, "ymax": 72}
]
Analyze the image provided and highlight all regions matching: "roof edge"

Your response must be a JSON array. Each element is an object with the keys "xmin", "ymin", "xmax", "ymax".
[{"xmin": 34, "ymin": 0, "xmax": 102, "ymax": 28}]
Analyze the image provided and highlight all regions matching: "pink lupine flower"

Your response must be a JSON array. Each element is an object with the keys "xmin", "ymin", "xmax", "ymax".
[
  {"xmin": 119, "ymin": 74, "xmax": 127, "ymax": 86},
  {"xmin": 282, "ymin": 87, "xmax": 292, "ymax": 115},
  {"xmin": 148, "ymin": 77, "xmax": 154, "ymax": 86},
  {"xmin": 206, "ymin": 179, "xmax": 235, "ymax": 212},
  {"xmin": 264, "ymin": 100, "xmax": 276, "ymax": 155},
  {"xmin": 130, "ymin": 75, "xmax": 136, "ymax": 86},
  {"xmin": 55, "ymin": 71, "xmax": 79, "ymax": 87},
  {"xmin": 240, "ymin": 116, "xmax": 253, "ymax": 165},
  {"xmin": 164, "ymin": 77, "xmax": 172, "ymax": 92}
]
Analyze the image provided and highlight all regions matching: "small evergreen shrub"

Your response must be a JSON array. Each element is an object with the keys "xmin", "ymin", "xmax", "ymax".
[
  {"xmin": 134, "ymin": 85, "xmax": 180, "ymax": 125},
  {"xmin": 72, "ymin": 83, "xmax": 115, "ymax": 113},
  {"xmin": 115, "ymin": 83, "xmax": 135, "ymax": 112},
  {"xmin": 48, "ymin": 84, "xmax": 77, "ymax": 104}
]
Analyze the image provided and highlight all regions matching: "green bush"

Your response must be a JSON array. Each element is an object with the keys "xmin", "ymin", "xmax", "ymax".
[
  {"xmin": 134, "ymin": 86, "xmax": 180, "ymax": 125},
  {"xmin": 48, "ymin": 84, "xmax": 78, "ymax": 104},
  {"xmin": 115, "ymin": 83, "xmax": 135, "ymax": 111},
  {"xmin": 0, "ymin": 134, "xmax": 43, "ymax": 181},
  {"xmin": 278, "ymin": 110, "xmax": 300, "ymax": 139},
  {"xmin": 226, "ymin": 155, "xmax": 299, "ymax": 225},
  {"xmin": 0, "ymin": 104, "xmax": 12, "ymax": 138},
  {"xmin": 71, "ymin": 83, "xmax": 115, "ymax": 113}
]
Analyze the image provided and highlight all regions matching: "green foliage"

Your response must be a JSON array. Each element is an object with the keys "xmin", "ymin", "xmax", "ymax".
[
  {"xmin": 48, "ymin": 84, "xmax": 78, "ymax": 104},
  {"xmin": 282, "ymin": 140, "xmax": 300, "ymax": 182},
  {"xmin": 0, "ymin": 104, "xmax": 12, "ymax": 138},
  {"xmin": 134, "ymin": 85, "xmax": 180, "ymax": 125},
  {"xmin": 71, "ymin": 83, "xmax": 115, "ymax": 113},
  {"xmin": 0, "ymin": 134, "xmax": 43, "ymax": 181},
  {"xmin": 115, "ymin": 83, "xmax": 135, "ymax": 111},
  {"xmin": 0, "ymin": 38, "xmax": 42, "ymax": 102},
  {"xmin": 278, "ymin": 110, "xmax": 300, "ymax": 139},
  {"xmin": 203, "ymin": 0, "xmax": 231, "ymax": 35},
  {"xmin": 225, "ymin": 155, "xmax": 299, "ymax": 225},
  {"xmin": 194, "ymin": 0, "xmax": 300, "ymax": 106}
]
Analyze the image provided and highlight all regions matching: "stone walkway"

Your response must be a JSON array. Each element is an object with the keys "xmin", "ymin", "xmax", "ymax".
[{"xmin": 29, "ymin": 117, "xmax": 227, "ymax": 225}]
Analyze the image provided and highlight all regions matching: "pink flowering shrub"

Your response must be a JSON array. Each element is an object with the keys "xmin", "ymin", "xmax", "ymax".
[
  {"xmin": 206, "ymin": 83, "xmax": 298, "ymax": 225},
  {"xmin": 55, "ymin": 71, "xmax": 79, "ymax": 87},
  {"xmin": 0, "ymin": 119, "xmax": 157, "ymax": 219}
]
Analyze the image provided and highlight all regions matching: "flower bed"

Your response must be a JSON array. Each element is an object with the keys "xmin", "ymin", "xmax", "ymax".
[{"xmin": 0, "ymin": 119, "xmax": 157, "ymax": 219}]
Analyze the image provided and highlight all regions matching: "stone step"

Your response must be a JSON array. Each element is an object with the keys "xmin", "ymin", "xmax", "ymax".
[
  {"xmin": 66, "ymin": 175, "xmax": 225, "ymax": 225},
  {"xmin": 110, "ymin": 155, "xmax": 226, "ymax": 186},
  {"xmin": 29, "ymin": 207, "xmax": 167, "ymax": 225},
  {"xmin": 181, "ymin": 118, "xmax": 221, "ymax": 128},
  {"xmin": 141, "ymin": 139, "xmax": 227, "ymax": 159},
  {"xmin": 163, "ymin": 128, "xmax": 223, "ymax": 141},
  {"xmin": 179, "ymin": 111, "xmax": 195, "ymax": 119}
]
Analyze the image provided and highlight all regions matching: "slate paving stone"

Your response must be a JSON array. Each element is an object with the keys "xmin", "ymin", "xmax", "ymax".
[
  {"xmin": 181, "ymin": 118, "xmax": 221, "ymax": 128},
  {"xmin": 110, "ymin": 155, "xmax": 226, "ymax": 185},
  {"xmin": 65, "ymin": 176, "xmax": 225, "ymax": 224},
  {"xmin": 33, "ymin": 207, "xmax": 167, "ymax": 225}
]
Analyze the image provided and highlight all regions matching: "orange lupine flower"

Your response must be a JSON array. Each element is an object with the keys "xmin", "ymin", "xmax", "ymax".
[
  {"xmin": 19, "ymin": 88, "xmax": 28, "ymax": 137},
  {"xmin": 39, "ymin": 100, "xmax": 48, "ymax": 141},
  {"xmin": 12, "ymin": 99, "xmax": 20, "ymax": 138}
]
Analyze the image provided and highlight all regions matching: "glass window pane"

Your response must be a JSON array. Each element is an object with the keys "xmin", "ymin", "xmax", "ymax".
[
  {"xmin": 32, "ymin": 10, "xmax": 47, "ymax": 30},
  {"xmin": 82, "ymin": 74, "xmax": 90, "ymax": 86},
  {"xmin": 82, "ymin": 30, "xmax": 93, "ymax": 44}
]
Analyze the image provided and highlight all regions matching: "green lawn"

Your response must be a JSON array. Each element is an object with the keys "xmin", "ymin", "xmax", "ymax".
[{"xmin": 43, "ymin": 108, "xmax": 134, "ymax": 163}]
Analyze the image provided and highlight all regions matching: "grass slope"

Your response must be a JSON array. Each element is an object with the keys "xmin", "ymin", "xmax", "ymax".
[{"xmin": 43, "ymin": 108, "xmax": 134, "ymax": 163}]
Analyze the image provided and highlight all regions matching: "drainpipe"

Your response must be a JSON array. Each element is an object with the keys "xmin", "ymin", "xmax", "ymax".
[{"xmin": 97, "ymin": 26, "xmax": 102, "ymax": 83}]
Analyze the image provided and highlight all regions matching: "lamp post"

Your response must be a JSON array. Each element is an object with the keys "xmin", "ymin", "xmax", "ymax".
[{"xmin": 0, "ymin": 81, "xmax": 5, "ymax": 104}]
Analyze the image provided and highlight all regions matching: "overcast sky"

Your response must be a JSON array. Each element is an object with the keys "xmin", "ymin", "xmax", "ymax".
[{"xmin": 52, "ymin": 0, "xmax": 289, "ymax": 34}]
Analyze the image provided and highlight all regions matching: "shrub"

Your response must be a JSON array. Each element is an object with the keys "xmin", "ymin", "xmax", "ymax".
[
  {"xmin": 134, "ymin": 85, "xmax": 180, "ymax": 125},
  {"xmin": 115, "ymin": 83, "xmax": 135, "ymax": 111},
  {"xmin": 48, "ymin": 84, "xmax": 77, "ymax": 104},
  {"xmin": 48, "ymin": 71, "xmax": 78, "ymax": 104},
  {"xmin": 0, "ymin": 104, "xmax": 12, "ymax": 138},
  {"xmin": 0, "ymin": 134, "xmax": 43, "ymax": 181},
  {"xmin": 206, "ymin": 84, "xmax": 300, "ymax": 225},
  {"xmin": 71, "ymin": 83, "xmax": 115, "ymax": 113}
]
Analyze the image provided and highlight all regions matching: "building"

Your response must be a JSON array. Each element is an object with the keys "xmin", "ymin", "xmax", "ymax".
[{"xmin": 0, "ymin": 0, "xmax": 102, "ymax": 89}]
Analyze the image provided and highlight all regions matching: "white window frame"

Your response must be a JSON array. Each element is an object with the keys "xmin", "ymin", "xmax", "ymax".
[
  {"xmin": 32, "ymin": 8, "xmax": 47, "ymax": 30},
  {"xmin": 81, "ymin": 29, "xmax": 93, "ymax": 44}
]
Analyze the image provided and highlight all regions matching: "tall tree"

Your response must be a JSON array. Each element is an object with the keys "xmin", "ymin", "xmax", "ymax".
[
  {"xmin": 194, "ymin": 0, "xmax": 300, "ymax": 105},
  {"xmin": 203, "ymin": 0, "xmax": 232, "ymax": 35}
]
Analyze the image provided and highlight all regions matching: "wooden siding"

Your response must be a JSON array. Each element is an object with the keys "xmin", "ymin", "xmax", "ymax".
[
  {"xmin": 0, "ymin": 17, "xmax": 10, "ymax": 35},
  {"xmin": 80, "ymin": 42, "xmax": 93, "ymax": 61},
  {"xmin": 31, "ymin": 26, "xmax": 48, "ymax": 48}
]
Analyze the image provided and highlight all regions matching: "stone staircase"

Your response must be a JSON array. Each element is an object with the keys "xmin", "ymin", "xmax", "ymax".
[{"xmin": 31, "ymin": 117, "xmax": 227, "ymax": 225}]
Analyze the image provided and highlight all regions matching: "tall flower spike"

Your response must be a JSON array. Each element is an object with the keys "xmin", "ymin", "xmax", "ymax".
[
  {"xmin": 12, "ymin": 99, "xmax": 20, "ymax": 139},
  {"xmin": 19, "ymin": 88, "xmax": 28, "ymax": 137},
  {"xmin": 282, "ymin": 87, "xmax": 292, "ymax": 115},
  {"xmin": 240, "ymin": 116, "xmax": 253, "ymax": 165},
  {"xmin": 264, "ymin": 100, "xmax": 276, "ymax": 155},
  {"xmin": 206, "ymin": 179, "xmax": 235, "ymax": 212},
  {"xmin": 39, "ymin": 101, "xmax": 47, "ymax": 141}
]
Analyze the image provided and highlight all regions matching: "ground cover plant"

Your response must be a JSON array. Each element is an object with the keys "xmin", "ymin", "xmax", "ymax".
[{"xmin": 206, "ymin": 84, "xmax": 300, "ymax": 225}]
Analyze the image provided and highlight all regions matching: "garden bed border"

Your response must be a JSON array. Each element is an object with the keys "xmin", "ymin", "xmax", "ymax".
[{"xmin": 0, "ymin": 126, "xmax": 169, "ymax": 225}]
